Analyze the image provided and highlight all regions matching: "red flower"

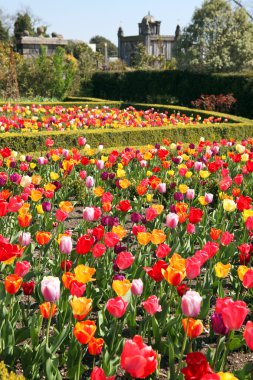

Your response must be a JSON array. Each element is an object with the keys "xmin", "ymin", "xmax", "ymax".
[
  {"xmin": 221, "ymin": 299, "xmax": 249, "ymax": 330},
  {"xmin": 0, "ymin": 147, "xmax": 11, "ymax": 158},
  {"xmin": 181, "ymin": 352, "xmax": 215, "ymax": 380},
  {"xmin": 188, "ymin": 208, "xmax": 203, "ymax": 224},
  {"xmin": 115, "ymin": 251, "xmax": 135, "ymax": 270},
  {"xmin": 144, "ymin": 260, "xmax": 169, "ymax": 282},
  {"xmin": 22, "ymin": 281, "xmax": 35, "ymax": 295},
  {"xmin": 0, "ymin": 200, "xmax": 8, "ymax": 217},
  {"xmin": 202, "ymin": 242, "xmax": 219, "ymax": 259},
  {"xmin": 92, "ymin": 225, "xmax": 104, "ymax": 241},
  {"xmin": 177, "ymin": 284, "xmax": 189, "ymax": 297},
  {"xmin": 156, "ymin": 243, "xmax": 171, "ymax": 259},
  {"xmin": 236, "ymin": 195, "xmax": 252, "ymax": 211},
  {"xmin": 219, "ymin": 177, "xmax": 232, "ymax": 191},
  {"xmin": 104, "ymin": 232, "xmax": 120, "ymax": 248},
  {"xmin": 221, "ymin": 231, "xmax": 234, "ymax": 246},
  {"xmin": 120, "ymin": 335, "xmax": 157, "ymax": 378},
  {"xmin": 90, "ymin": 367, "xmax": 116, "ymax": 380},
  {"xmin": 76, "ymin": 235, "xmax": 95, "ymax": 255},
  {"xmin": 117, "ymin": 200, "xmax": 132, "ymax": 212},
  {"xmin": 246, "ymin": 161, "xmax": 253, "ymax": 172},
  {"xmin": 92, "ymin": 243, "xmax": 106, "ymax": 258},
  {"xmin": 244, "ymin": 321, "xmax": 253, "ymax": 350}
]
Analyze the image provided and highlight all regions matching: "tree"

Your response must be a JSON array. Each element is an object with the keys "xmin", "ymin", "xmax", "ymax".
[
  {"xmin": 176, "ymin": 0, "xmax": 253, "ymax": 72},
  {"xmin": 89, "ymin": 35, "xmax": 118, "ymax": 57},
  {"xmin": 0, "ymin": 10, "xmax": 10, "ymax": 41},
  {"xmin": 230, "ymin": 0, "xmax": 253, "ymax": 21},
  {"xmin": 14, "ymin": 12, "xmax": 35, "ymax": 40}
]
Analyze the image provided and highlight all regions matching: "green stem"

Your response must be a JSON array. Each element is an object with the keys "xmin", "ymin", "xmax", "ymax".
[
  {"xmin": 221, "ymin": 331, "xmax": 233, "ymax": 371},
  {"xmin": 75, "ymin": 345, "xmax": 82, "ymax": 380},
  {"xmin": 176, "ymin": 317, "xmax": 189, "ymax": 377},
  {"xmin": 212, "ymin": 334, "xmax": 221, "ymax": 371},
  {"xmin": 45, "ymin": 303, "xmax": 53, "ymax": 348}
]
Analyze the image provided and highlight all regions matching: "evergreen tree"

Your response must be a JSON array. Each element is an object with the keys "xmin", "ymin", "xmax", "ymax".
[{"xmin": 89, "ymin": 35, "xmax": 118, "ymax": 57}]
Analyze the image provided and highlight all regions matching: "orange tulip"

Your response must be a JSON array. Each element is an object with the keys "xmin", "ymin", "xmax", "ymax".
[
  {"xmin": 182, "ymin": 318, "xmax": 203, "ymax": 338},
  {"xmin": 18, "ymin": 213, "xmax": 32, "ymax": 228},
  {"xmin": 151, "ymin": 229, "xmax": 166, "ymax": 245},
  {"xmin": 136, "ymin": 185, "xmax": 147, "ymax": 196},
  {"xmin": 59, "ymin": 201, "xmax": 73, "ymax": 213},
  {"xmin": 44, "ymin": 183, "xmax": 56, "ymax": 192},
  {"xmin": 162, "ymin": 266, "xmax": 186, "ymax": 286},
  {"xmin": 112, "ymin": 225, "xmax": 127, "ymax": 240},
  {"xmin": 73, "ymin": 320, "xmax": 96, "ymax": 344},
  {"xmin": 36, "ymin": 231, "xmax": 52, "ymax": 245},
  {"xmin": 39, "ymin": 302, "xmax": 57, "ymax": 319},
  {"xmin": 32, "ymin": 174, "xmax": 42, "ymax": 185},
  {"xmin": 18, "ymin": 203, "xmax": 30, "ymax": 215},
  {"xmin": 5, "ymin": 274, "xmax": 22, "ymax": 294},
  {"xmin": 137, "ymin": 232, "xmax": 152, "ymax": 246},
  {"xmin": 93, "ymin": 187, "xmax": 104, "ymax": 197},
  {"xmin": 175, "ymin": 202, "xmax": 188, "ymax": 213},
  {"xmin": 30, "ymin": 189, "xmax": 43, "ymax": 202},
  {"xmin": 169, "ymin": 253, "xmax": 186, "ymax": 271},
  {"xmin": 151, "ymin": 204, "xmax": 164, "ymax": 215},
  {"xmin": 74, "ymin": 265, "xmax": 96, "ymax": 284},
  {"xmin": 112, "ymin": 279, "xmax": 131, "ymax": 296},
  {"xmin": 62, "ymin": 272, "xmax": 75, "ymax": 289},
  {"xmin": 88, "ymin": 337, "xmax": 104, "ymax": 355},
  {"xmin": 70, "ymin": 296, "xmax": 92, "ymax": 320},
  {"xmin": 102, "ymin": 202, "xmax": 112, "ymax": 212}
]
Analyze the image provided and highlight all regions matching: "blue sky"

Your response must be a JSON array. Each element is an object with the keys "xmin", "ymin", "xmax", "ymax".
[{"xmin": 0, "ymin": 0, "xmax": 204, "ymax": 45}]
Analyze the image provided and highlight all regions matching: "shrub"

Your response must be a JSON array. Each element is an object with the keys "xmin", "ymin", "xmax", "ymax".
[{"xmin": 191, "ymin": 94, "xmax": 237, "ymax": 113}]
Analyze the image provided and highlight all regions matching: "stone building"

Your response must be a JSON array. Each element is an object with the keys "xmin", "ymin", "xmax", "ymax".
[
  {"xmin": 17, "ymin": 28, "xmax": 96, "ymax": 58},
  {"xmin": 118, "ymin": 13, "xmax": 180, "ymax": 66}
]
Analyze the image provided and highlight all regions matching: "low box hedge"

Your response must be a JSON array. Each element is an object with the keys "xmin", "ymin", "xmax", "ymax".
[{"xmin": 0, "ymin": 102, "xmax": 252, "ymax": 152}]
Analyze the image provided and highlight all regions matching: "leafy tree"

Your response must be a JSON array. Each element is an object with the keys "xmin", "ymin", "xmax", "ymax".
[
  {"xmin": 14, "ymin": 12, "xmax": 35, "ymax": 40},
  {"xmin": 89, "ymin": 35, "xmax": 118, "ymax": 57},
  {"xmin": 0, "ymin": 19, "xmax": 9, "ymax": 41},
  {"xmin": 176, "ymin": 0, "xmax": 253, "ymax": 72}
]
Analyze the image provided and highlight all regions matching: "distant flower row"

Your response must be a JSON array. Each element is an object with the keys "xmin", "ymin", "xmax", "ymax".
[{"xmin": 0, "ymin": 104, "xmax": 228, "ymax": 133}]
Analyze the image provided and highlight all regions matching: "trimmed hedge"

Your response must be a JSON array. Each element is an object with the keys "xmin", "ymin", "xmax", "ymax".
[
  {"xmin": 90, "ymin": 70, "xmax": 253, "ymax": 119},
  {"xmin": 0, "ymin": 100, "xmax": 121, "ymax": 108},
  {"xmin": 0, "ymin": 102, "xmax": 252, "ymax": 152}
]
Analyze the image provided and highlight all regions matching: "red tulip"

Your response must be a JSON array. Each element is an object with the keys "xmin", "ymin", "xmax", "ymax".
[
  {"xmin": 120, "ymin": 335, "xmax": 157, "ymax": 378},
  {"xmin": 144, "ymin": 260, "xmax": 168, "ymax": 282},
  {"xmin": 243, "ymin": 269, "xmax": 253, "ymax": 289},
  {"xmin": 76, "ymin": 234, "xmax": 95, "ymax": 255},
  {"xmin": 115, "ymin": 251, "xmax": 135, "ymax": 270},
  {"xmin": 90, "ymin": 367, "xmax": 116, "ymax": 380},
  {"xmin": 186, "ymin": 257, "xmax": 201, "ymax": 279},
  {"xmin": 221, "ymin": 299, "xmax": 249, "ymax": 330},
  {"xmin": 188, "ymin": 208, "xmax": 203, "ymax": 224},
  {"xmin": 244, "ymin": 321, "xmax": 253, "ymax": 350},
  {"xmin": 104, "ymin": 232, "xmax": 120, "ymax": 248},
  {"xmin": 181, "ymin": 352, "xmax": 217, "ymax": 380},
  {"xmin": 117, "ymin": 200, "xmax": 131, "ymax": 212},
  {"xmin": 156, "ymin": 243, "xmax": 171, "ymax": 259},
  {"xmin": 221, "ymin": 231, "xmax": 234, "ymax": 246},
  {"xmin": 92, "ymin": 243, "xmax": 106, "ymax": 258}
]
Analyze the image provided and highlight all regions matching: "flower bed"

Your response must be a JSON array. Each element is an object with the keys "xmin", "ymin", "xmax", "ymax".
[
  {"xmin": 0, "ymin": 104, "xmax": 229, "ymax": 133},
  {"xmin": 0, "ymin": 101, "xmax": 252, "ymax": 153},
  {"xmin": 0, "ymin": 137, "xmax": 253, "ymax": 379}
]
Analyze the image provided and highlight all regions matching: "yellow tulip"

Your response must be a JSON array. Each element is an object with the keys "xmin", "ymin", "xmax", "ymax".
[
  {"xmin": 74, "ymin": 265, "xmax": 96, "ymax": 283},
  {"xmin": 179, "ymin": 184, "xmax": 189, "ymax": 194},
  {"xmin": 214, "ymin": 262, "xmax": 231, "ymax": 278},
  {"xmin": 237, "ymin": 265, "xmax": 249, "ymax": 281},
  {"xmin": 223, "ymin": 199, "xmax": 237, "ymax": 212},
  {"xmin": 217, "ymin": 372, "xmax": 238, "ymax": 380},
  {"xmin": 199, "ymin": 170, "xmax": 210, "ymax": 179},
  {"xmin": 112, "ymin": 279, "xmax": 131, "ymax": 296}
]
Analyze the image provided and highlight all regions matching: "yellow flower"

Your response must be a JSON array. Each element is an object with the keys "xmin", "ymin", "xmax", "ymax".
[
  {"xmin": 241, "ymin": 153, "xmax": 249, "ymax": 162},
  {"xmin": 74, "ymin": 265, "xmax": 96, "ymax": 283},
  {"xmin": 199, "ymin": 170, "xmax": 210, "ymax": 179},
  {"xmin": 143, "ymin": 152, "xmax": 152, "ymax": 160},
  {"xmin": 146, "ymin": 194, "xmax": 153, "ymax": 202},
  {"xmin": 50, "ymin": 172, "xmax": 59, "ymax": 180},
  {"xmin": 112, "ymin": 225, "xmax": 127, "ymax": 240},
  {"xmin": 235, "ymin": 144, "xmax": 245, "ymax": 154},
  {"xmin": 116, "ymin": 169, "xmax": 126, "ymax": 178},
  {"xmin": 182, "ymin": 154, "xmax": 189, "ymax": 161},
  {"xmin": 223, "ymin": 199, "xmax": 237, "ymax": 212},
  {"xmin": 70, "ymin": 296, "xmax": 92, "ymax": 319},
  {"xmin": 214, "ymin": 262, "xmax": 231, "ymax": 278},
  {"xmin": 217, "ymin": 372, "xmax": 238, "ymax": 380},
  {"xmin": 112, "ymin": 279, "xmax": 131, "ymax": 296},
  {"xmin": 179, "ymin": 184, "xmax": 188, "ymax": 194},
  {"xmin": 198, "ymin": 196, "xmax": 208, "ymax": 206},
  {"xmin": 146, "ymin": 171, "xmax": 152, "ymax": 177},
  {"xmin": 44, "ymin": 183, "xmax": 56, "ymax": 192},
  {"xmin": 36, "ymin": 204, "xmax": 44, "ymax": 214},
  {"xmin": 30, "ymin": 189, "xmax": 43, "ymax": 202},
  {"xmin": 237, "ymin": 265, "xmax": 249, "ymax": 281},
  {"xmin": 30, "ymin": 163, "xmax": 36, "ymax": 169},
  {"xmin": 243, "ymin": 209, "xmax": 253, "ymax": 221},
  {"xmin": 185, "ymin": 171, "xmax": 192, "ymax": 178},
  {"xmin": 18, "ymin": 203, "xmax": 30, "ymax": 215},
  {"xmin": 119, "ymin": 179, "xmax": 131, "ymax": 189},
  {"xmin": 178, "ymin": 164, "xmax": 187, "ymax": 170},
  {"xmin": 52, "ymin": 154, "xmax": 60, "ymax": 162},
  {"xmin": 118, "ymin": 163, "xmax": 123, "ymax": 169},
  {"xmin": 167, "ymin": 170, "xmax": 174, "ymax": 176}
]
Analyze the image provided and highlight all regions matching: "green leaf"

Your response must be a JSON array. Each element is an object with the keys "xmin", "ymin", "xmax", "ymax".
[
  {"xmin": 228, "ymin": 336, "xmax": 244, "ymax": 351},
  {"xmin": 50, "ymin": 324, "xmax": 70, "ymax": 354}
]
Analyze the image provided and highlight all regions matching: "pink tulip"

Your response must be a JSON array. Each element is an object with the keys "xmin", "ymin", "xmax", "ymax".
[
  {"xmin": 106, "ymin": 297, "xmax": 128, "ymax": 318},
  {"xmin": 157, "ymin": 183, "xmax": 166, "ymax": 193},
  {"xmin": 41, "ymin": 276, "xmax": 60, "ymax": 302},
  {"xmin": 83, "ymin": 206, "xmax": 101, "ymax": 222},
  {"xmin": 96, "ymin": 160, "xmax": 104, "ymax": 170},
  {"xmin": 78, "ymin": 136, "xmax": 86, "ymax": 146},
  {"xmin": 131, "ymin": 279, "xmax": 143, "ymax": 296},
  {"xmin": 204, "ymin": 193, "xmax": 213, "ymax": 204},
  {"xmin": 59, "ymin": 235, "xmax": 72, "ymax": 255},
  {"xmin": 86, "ymin": 176, "xmax": 95, "ymax": 188},
  {"xmin": 186, "ymin": 223, "xmax": 195, "ymax": 234},
  {"xmin": 182, "ymin": 290, "xmax": 202, "ymax": 317},
  {"xmin": 142, "ymin": 295, "xmax": 162, "ymax": 315},
  {"xmin": 166, "ymin": 213, "xmax": 179, "ymax": 228},
  {"xmin": 18, "ymin": 232, "xmax": 31, "ymax": 246}
]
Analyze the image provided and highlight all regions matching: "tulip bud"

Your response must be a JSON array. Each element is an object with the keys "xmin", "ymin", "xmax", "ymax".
[
  {"xmin": 181, "ymin": 290, "xmax": 202, "ymax": 318},
  {"xmin": 18, "ymin": 231, "xmax": 31, "ymax": 246},
  {"xmin": 131, "ymin": 279, "xmax": 143, "ymax": 296},
  {"xmin": 59, "ymin": 235, "xmax": 73, "ymax": 255},
  {"xmin": 41, "ymin": 276, "xmax": 60, "ymax": 302}
]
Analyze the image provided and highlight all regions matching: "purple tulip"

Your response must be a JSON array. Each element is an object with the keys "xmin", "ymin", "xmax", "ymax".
[{"xmin": 211, "ymin": 312, "xmax": 229, "ymax": 335}]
